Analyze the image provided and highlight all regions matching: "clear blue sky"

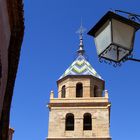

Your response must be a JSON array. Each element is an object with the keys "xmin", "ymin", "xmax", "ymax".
[{"xmin": 10, "ymin": 0, "xmax": 140, "ymax": 140}]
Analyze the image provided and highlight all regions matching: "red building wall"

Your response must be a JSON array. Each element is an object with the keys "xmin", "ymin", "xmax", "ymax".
[
  {"xmin": 0, "ymin": 0, "xmax": 11, "ymax": 121},
  {"xmin": 0, "ymin": 0, "xmax": 24, "ymax": 139}
]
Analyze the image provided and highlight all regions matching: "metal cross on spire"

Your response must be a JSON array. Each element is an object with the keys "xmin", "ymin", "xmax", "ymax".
[{"xmin": 76, "ymin": 19, "xmax": 86, "ymax": 55}]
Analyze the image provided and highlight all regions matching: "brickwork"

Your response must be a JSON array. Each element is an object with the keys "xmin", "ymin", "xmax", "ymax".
[
  {"xmin": 48, "ymin": 106, "xmax": 110, "ymax": 138},
  {"xmin": 57, "ymin": 76, "xmax": 104, "ymax": 99}
]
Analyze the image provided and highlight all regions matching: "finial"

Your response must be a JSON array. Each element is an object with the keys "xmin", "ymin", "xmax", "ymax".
[
  {"xmin": 76, "ymin": 19, "xmax": 86, "ymax": 55},
  {"xmin": 50, "ymin": 90, "xmax": 54, "ymax": 99},
  {"xmin": 104, "ymin": 90, "xmax": 109, "ymax": 98}
]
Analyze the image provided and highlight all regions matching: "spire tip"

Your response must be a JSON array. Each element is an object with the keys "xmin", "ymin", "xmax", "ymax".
[{"xmin": 76, "ymin": 21, "xmax": 86, "ymax": 55}]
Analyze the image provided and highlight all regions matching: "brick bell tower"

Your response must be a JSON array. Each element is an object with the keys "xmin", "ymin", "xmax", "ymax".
[{"xmin": 47, "ymin": 25, "xmax": 111, "ymax": 140}]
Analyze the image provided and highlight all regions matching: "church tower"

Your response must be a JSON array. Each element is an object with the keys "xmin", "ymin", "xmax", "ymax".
[{"xmin": 47, "ymin": 25, "xmax": 111, "ymax": 140}]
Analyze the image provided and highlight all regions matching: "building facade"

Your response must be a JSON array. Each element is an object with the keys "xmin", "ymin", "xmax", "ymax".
[
  {"xmin": 0, "ymin": 0, "xmax": 24, "ymax": 139},
  {"xmin": 47, "ymin": 26, "xmax": 111, "ymax": 140}
]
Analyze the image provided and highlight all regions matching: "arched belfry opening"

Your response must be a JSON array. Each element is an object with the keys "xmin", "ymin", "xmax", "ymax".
[
  {"xmin": 61, "ymin": 85, "xmax": 66, "ymax": 98},
  {"xmin": 94, "ymin": 85, "xmax": 98, "ymax": 97},
  {"xmin": 76, "ymin": 83, "xmax": 83, "ymax": 97},
  {"xmin": 65, "ymin": 113, "xmax": 74, "ymax": 131},
  {"xmin": 83, "ymin": 113, "xmax": 92, "ymax": 130}
]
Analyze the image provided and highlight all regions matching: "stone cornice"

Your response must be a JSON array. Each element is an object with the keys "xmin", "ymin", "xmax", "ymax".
[
  {"xmin": 48, "ymin": 102, "xmax": 111, "ymax": 109},
  {"xmin": 57, "ymin": 75, "xmax": 105, "ymax": 86},
  {"xmin": 47, "ymin": 138, "xmax": 112, "ymax": 140}
]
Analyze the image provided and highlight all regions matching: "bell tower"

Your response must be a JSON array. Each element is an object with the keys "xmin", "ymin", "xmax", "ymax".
[{"xmin": 47, "ymin": 25, "xmax": 111, "ymax": 140}]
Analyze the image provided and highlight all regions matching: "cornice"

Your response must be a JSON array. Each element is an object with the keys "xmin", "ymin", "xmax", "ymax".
[{"xmin": 48, "ymin": 102, "xmax": 111, "ymax": 108}]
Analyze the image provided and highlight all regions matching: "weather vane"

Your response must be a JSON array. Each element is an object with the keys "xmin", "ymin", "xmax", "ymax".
[
  {"xmin": 76, "ymin": 18, "xmax": 86, "ymax": 36},
  {"xmin": 76, "ymin": 18, "xmax": 87, "ymax": 56}
]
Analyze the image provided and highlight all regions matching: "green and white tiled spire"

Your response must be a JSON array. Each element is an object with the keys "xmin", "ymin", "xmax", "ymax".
[{"xmin": 59, "ymin": 24, "xmax": 102, "ymax": 80}]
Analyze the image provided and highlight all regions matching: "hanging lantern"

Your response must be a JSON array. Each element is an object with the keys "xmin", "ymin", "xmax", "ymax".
[{"xmin": 88, "ymin": 11, "xmax": 140, "ymax": 63}]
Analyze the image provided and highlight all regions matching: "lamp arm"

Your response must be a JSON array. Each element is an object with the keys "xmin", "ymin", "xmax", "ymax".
[
  {"xmin": 135, "ymin": 16, "xmax": 140, "ymax": 23},
  {"xmin": 114, "ymin": 10, "xmax": 140, "ymax": 23},
  {"xmin": 115, "ymin": 10, "xmax": 140, "ymax": 17},
  {"xmin": 126, "ymin": 57, "xmax": 140, "ymax": 62}
]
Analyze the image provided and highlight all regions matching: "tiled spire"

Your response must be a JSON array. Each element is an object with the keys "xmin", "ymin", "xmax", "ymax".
[{"xmin": 59, "ymin": 23, "xmax": 102, "ymax": 80}]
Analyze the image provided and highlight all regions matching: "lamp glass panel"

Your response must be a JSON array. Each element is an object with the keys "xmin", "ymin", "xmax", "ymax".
[
  {"xmin": 94, "ymin": 20, "xmax": 111, "ymax": 55},
  {"xmin": 101, "ymin": 44, "xmax": 130, "ymax": 62},
  {"xmin": 118, "ymin": 47, "xmax": 129, "ymax": 61},
  {"xmin": 101, "ymin": 45, "xmax": 117, "ymax": 61},
  {"xmin": 112, "ymin": 19, "xmax": 135, "ymax": 51}
]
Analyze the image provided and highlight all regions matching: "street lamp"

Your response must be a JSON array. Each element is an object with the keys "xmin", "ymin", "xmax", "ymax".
[{"xmin": 88, "ymin": 10, "xmax": 140, "ymax": 66}]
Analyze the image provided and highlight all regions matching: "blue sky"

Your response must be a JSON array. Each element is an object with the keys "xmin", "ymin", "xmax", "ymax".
[{"xmin": 10, "ymin": 0, "xmax": 140, "ymax": 140}]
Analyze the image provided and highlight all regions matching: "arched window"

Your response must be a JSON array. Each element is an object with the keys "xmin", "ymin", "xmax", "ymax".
[
  {"xmin": 83, "ymin": 113, "xmax": 92, "ymax": 130},
  {"xmin": 94, "ymin": 85, "xmax": 98, "ymax": 97},
  {"xmin": 61, "ymin": 85, "xmax": 66, "ymax": 98},
  {"xmin": 90, "ymin": 86, "xmax": 94, "ymax": 97},
  {"xmin": 65, "ymin": 113, "xmax": 74, "ymax": 131},
  {"xmin": 76, "ymin": 83, "xmax": 83, "ymax": 97}
]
